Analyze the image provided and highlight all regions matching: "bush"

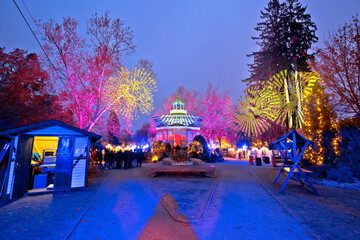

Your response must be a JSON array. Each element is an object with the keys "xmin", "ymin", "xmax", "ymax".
[
  {"xmin": 151, "ymin": 140, "xmax": 171, "ymax": 161},
  {"xmin": 336, "ymin": 122, "xmax": 360, "ymax": 171},
  {"xmin": 188, "ymin": 140, "xmax": 203, "ymax": 158},
  {"xmin": 326, "ymin": 167, "xmax": 355, "ymax": 183},
  {"xmin": 193, "ymin": 135, "xmax": 211, "ymax": 162}
]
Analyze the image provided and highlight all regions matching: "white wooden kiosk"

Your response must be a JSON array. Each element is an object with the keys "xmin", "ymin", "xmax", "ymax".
[{"xmin": 0, "ymin": 120, "xmax": 101, "ymax": 200}]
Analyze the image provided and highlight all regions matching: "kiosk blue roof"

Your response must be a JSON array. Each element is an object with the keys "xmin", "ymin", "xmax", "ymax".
[{"xmin": 0, "ymin": 120, "xmax": 101, "ymax": 141}]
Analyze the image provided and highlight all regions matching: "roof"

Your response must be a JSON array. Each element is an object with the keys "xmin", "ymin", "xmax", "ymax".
[
  {"xmin": 0, "ymin": 120, "xmax": 101, "ymax": 141},
  {"xmin": 153, "ymin": 114, "xmax": 203, "ymax": 127},
  {"xmin": 269, "ymin": 130, "xmax": 315, "ymax": 150}
]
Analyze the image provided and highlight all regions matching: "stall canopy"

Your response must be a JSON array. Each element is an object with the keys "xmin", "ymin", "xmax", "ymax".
[{"xmin": 270, "ymin": 130, "xmax": 318, "ymax": 194}]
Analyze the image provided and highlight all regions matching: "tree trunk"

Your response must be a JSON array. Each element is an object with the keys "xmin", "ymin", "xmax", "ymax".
[
  {"xmin": 295, "ymin": 69, "xmax": 303, "ymax": 129},
  {"xmin": 284, "ymin": 71, "xmax": 293, "ymax": 129}
]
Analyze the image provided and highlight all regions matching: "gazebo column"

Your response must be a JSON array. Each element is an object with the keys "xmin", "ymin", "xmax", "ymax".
[{"xmin": 166, "ymin": 128, "xmax": 168, "ymax": 143}]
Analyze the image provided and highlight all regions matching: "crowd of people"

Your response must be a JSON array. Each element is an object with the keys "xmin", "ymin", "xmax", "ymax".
[{"xmin": 91, "ymin": 148, "xmax": 146, "ymax": 170}]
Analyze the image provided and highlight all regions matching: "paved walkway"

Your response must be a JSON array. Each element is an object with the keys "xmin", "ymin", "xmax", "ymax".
[
  {"xmin": 250, "ymin": 164, "xmax": 360, "ymax": 240},
  {"xmin": 0, "ymin": 160, "xmax": 359, "ymax": 239}
]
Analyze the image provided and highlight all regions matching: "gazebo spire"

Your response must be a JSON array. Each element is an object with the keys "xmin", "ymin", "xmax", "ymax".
[
  {"xmin": 171, "ymin": 96, "xmax": 187, "ymax": 115},
  {"xmin": 172, "ymin": 96, "xmax": 185, "ymax": 110}
]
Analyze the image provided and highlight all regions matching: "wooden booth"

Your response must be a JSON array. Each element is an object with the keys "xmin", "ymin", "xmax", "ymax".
[{"xmin": 0, "ymin": 120, "xmax": 101, "ymax": 200}]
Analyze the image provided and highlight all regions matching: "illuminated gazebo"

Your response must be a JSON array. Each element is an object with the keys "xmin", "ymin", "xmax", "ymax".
[{"xmin": 153, "ymin": 97, "xmax": 203, "ymax": 147}]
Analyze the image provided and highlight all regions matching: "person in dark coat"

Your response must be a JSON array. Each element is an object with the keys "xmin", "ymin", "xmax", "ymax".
[
  {"xmin": 123, "ymin": 150, "xmax": 130, "ymax": 169},
  {"xmin": 96, "ymin": 148, "xmax": 104, "ymax": 169},
  {"xmin": 129, "ymin": 150, "xmax": 134, "ymax": 168},
  {"xmin": 115, "ymin": 150, "xmax": 123, "ymax": 169},
  {"xmin": 104, "ymin": 149, "xmax": 110, "ymax": 169},
  {"xmin": 133, "ymin": 150, "xmax": 139, "ymax": 168},
  {"xmin": 175, "ymin": 145, "xmax": 181, "ymax": 154},
  {"xmin": 137, "ymin": 149, "xmax": 145, "ymax": 167},
  {"xmin": 121, "ymin": 150, "xmax": 127, "ymax": 169},
  {"xmin": 108, "ymin": 150, "xmax": 115, "ymax": 169}
]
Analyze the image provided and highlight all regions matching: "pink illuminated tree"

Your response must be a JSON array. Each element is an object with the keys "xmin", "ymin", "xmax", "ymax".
[
  {"xmin": 147, "ymin": 119, "xmax": 157, "ymax": 141},
  {"xmin": 38, "ymin": 12, "xmax": 157, "ymax": 132},
  {"xmin": 197, "ymin": 83, "xmax": 233, "ymax": 144},
  {"xmin": 151, "ymin": 84, "xmax": 235, "ymax": 144},
  {"xmin": 225, "ymin": 106, "xmax": 243, "ymax": 145},
  {"xmin": 156, "ymin": 86, "xmax": 199, "ymax": 116}
]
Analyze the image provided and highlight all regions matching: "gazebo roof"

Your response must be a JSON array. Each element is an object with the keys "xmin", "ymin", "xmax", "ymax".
[
  {"xmin": 154, "ymin": 114, "xmax": 203, "ymax": 127},
  {"xmin": 153, "ymin": 96, "xmax": 203, "ymax": 127}
]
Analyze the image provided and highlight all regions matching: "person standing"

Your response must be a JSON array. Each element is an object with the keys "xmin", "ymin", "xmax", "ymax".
[
  {"xmin": 96, "ymin": 148, "xmax": 104, "ymax": 169},
  {"xmin": 104, "ymin": 149, "xmax": 110, "ymax": 169},
  {"xmin": 89, "ymin": 147, "xmax": 97, "ymax": 167},
  {"xmin": 115, "ymin": 150, "xmax": 123, "ymax": 169},
  {"xmin": 121, "ymin": 150, "xmax": 127, "ymax": 169},
  {"xmin": 123, "ymin": 150, "xmax": 130, "ymax": 169},
  {"xmin": 133, "ymin": 150, "xmax": 138, "ymax": 168},
  {"xmin": 137, "ymin": 149, "xmax": 144, "ymax": 167},
  {"xmin": 109, "ymin": 150, "xmax": 115, "ymax": 169},
  {"xmin": 129, "ymin": 150, "xmax": 134, "ymax": 168}
]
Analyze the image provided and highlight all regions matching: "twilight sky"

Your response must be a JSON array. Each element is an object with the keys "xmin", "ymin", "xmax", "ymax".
[{"xmin": 1, "ymin": 0, "xmax": 359, "ymax": 130}]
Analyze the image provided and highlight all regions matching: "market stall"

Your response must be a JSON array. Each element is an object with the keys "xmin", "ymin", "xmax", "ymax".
[{"xmin": 0, "ymin": 120, "xmax": 101, "ymax": 200}]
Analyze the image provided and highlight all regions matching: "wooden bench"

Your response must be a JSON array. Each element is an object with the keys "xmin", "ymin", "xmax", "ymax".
[
  {"xmin": 272, "ymin": 158, "xmax": 284, "ymax": 167},
  {"xmin": 281, "ymin": 166, "xmax": 312, "ymax": 175},
  {"xmin": 271, "ymin": 130, "xmax": 318, "ymax": 194},
  {"xmin": 280, "ymin": 166, "xmax": 316, "ymax": 193},
  {"xmin": 273, "ymin": 158, "xmax": 295, "ymax": 167}
]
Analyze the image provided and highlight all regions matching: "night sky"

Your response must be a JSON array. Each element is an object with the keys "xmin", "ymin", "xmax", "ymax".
[{"xmin": 1, "ymin": 0, "xmax": 359, "ymax": 130}]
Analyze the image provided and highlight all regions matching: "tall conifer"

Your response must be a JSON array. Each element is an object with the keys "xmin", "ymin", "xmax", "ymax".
[
  {"xmin": 107, "ymin": 110, "xmax": 121, "ymax": 145},
  {"xmin": 246, "ymin": 0, "xmax": 317, "ymax": 84}
]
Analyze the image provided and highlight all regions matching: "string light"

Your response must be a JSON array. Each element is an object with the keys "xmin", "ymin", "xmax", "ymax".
[{"xmin": 303, "ymin": 85, "xmax": 336, "ymax": 165}]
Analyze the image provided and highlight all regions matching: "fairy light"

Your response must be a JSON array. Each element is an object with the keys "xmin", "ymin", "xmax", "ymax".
[
  {"xmin": 302, "ymin": 84, "xmax": 336, "ymax": 166},
  {"xmin": 188, "ymin": 140, "xmax": 203, "ymax": 155},
  {"xmin": 332, "ymin": 120, "xmax": 341, "ymax": 157},
  {"xmin": 253, "ymin": 140, "xmax": 263, "ymax": 148}
]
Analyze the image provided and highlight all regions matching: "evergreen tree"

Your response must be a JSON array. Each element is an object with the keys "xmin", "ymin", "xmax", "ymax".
[
  {"xmin": 248, "ymin": 0, "xmax": 285, "ymax": 83},
  {"xmin": 283, "ymin": 0, "xmax": 318, "ymax": 71},
  {"xmin": 107, "ymin": 110, "xmax": 121, "ymax": 145},
  {"xmin": 247, "ymin": 0, "xmax": 317, "ymax": 84}
]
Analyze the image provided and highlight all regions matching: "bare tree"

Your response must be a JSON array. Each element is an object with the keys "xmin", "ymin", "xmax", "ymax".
[{"xmin": 313, "ymin": 15, "xmax": 360, "ymax": 116}]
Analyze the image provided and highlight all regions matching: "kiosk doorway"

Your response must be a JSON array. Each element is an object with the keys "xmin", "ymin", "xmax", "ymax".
[{"xmin": 29, "ymin": 136, "xmax": 59, "ymax": 192}]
